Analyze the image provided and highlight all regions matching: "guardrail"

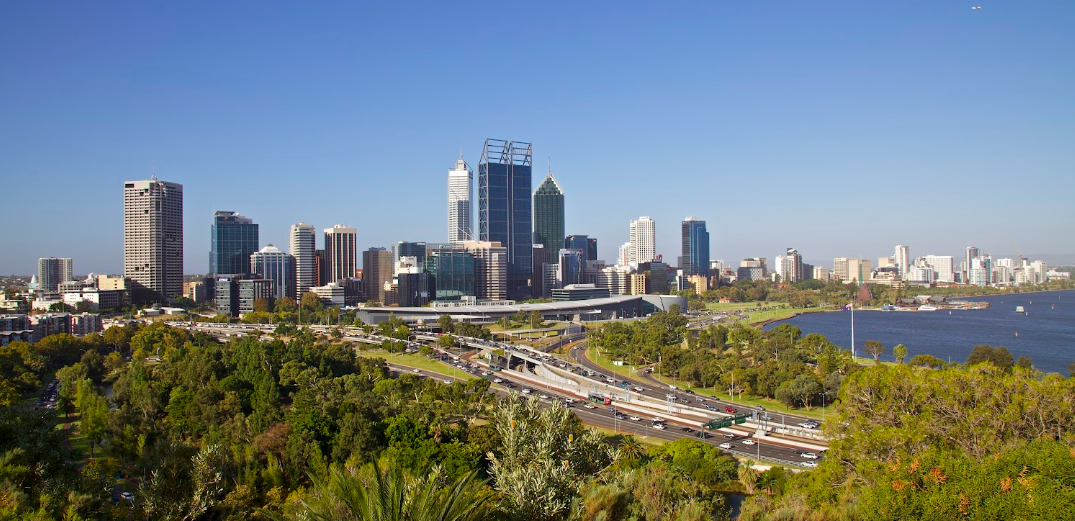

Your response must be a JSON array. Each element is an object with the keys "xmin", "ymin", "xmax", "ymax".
[{"xmin": 725, "ymin": 448, "xmax": 806, "ymax": 468}]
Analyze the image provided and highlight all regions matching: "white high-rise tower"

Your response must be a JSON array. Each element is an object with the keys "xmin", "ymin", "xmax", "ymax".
[
  {"xmin": 324, "ymin": 225, "xmax": 357, "ymax": 283},
  {"xmin": 447, "ymin": 154, "xmax": 472, "ymax": 244},
  {"xmin": 289, "ymin": 223, "xmax": 316, "ymax": 296},
  {"xmin": 629, "ymin": 216, "xmax": 656, "ymax": 264},
  {"xmin": 893, "ymin": 245, "xmax": 910, "ymax": 276},
  {"xmin": 124, "ymin": 177, "xmax": 183, "ymax": 301}
]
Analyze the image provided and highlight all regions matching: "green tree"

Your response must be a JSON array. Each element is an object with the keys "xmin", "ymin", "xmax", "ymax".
[
  {"xmin": 863, "ymin": 340, "xmax": 885, "ymax": 364},
  {"xmin": 966, "ymin": 344, "xmax": 1014, "ymax": 371},
  {"xmin": 775, "ymin": 374, "xmax": 823, "ymax": 409},
  {"xmin": 438, "ymin": 314, "xmax": 455, "ymax": 334},
  {"xmin": 284, "ymin": 461, "xmax": 495, "ymax": 521},
  {"xmin": 76, "ymin": 379, "xmax": 108, "ymax": 457},
  {"xmin": 892, "ymin": 343, "xmax": 909, "ymax": 364},
  {"xmin": 253, "ymin": 298, "xmax": 272, "ymax": 313},
  {"xmin": 274, "ymin": 296, "xmax": 297, "ymax": 313}
]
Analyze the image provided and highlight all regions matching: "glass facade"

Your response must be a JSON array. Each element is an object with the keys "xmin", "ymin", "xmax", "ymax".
[
  {"xmin": 479, "ymin": 139, "xmax": 532, "ymax": 299},
  {"xmin": 210, "ymin": 212, "xmax": 259, "ymax": 276},
  {"xmin": 558, "ymin": 249, "xmax": 585, "ymax": 287},
  {"xmin": 533, "ymin": 174, "xmax": 565, "ymax": 252},
  {"xmin": 428, "ymin": 249, "xmax": 475, "ymax": 301},
  {"xmin": 681, "ymin": 218, "xmax": 710, "ymax": 276},
  {"xmin": 564, "ymin": 235, "xmax": 597, "ymax": 264}
]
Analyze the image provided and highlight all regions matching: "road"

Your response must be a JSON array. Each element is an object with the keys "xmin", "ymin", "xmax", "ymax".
[
  {"xmin": 175, "ymin": 321, "xmax": 823, "ymax": 467},
  {"xmin": 565, "ymin": 343, "xmax": 822, "ymax": 430}
]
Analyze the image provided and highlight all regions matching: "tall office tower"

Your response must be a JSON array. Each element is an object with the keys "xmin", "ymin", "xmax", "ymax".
[
  {"xmin": 448, "ymin": 155, "xmax": 473, "ymax": 244},
  {"xmin": 781, "ymin": 248, "xmax": 804, "ymax": 283},
  {"xmin": 462, "ymin": 240, "xmax": 508, "ymax": 301},
  {"xmin": 323, "ymin": 225, "xmax": 357, "ymax": 283},
  {"xmin": 629, "ymin": 216, "xmax": 656, "ymax": 264},
  {"xmin": 833, "ymin": 257, "xmax": 850, "ymax": 282},
  {"xmin": 289, "ymin": 223, "xmax": 316, "ymax": 296},
  {"xmin": 478, "ymin": 139, "xmax": 532, "ymax": 299},
  {"xmin": 923, "ymin": 255, "xmax": 955, "ymax": 282},
  {"xmin": 845, "ymin": 258, "xmax": 872, "ymax": 283},
  {"xmin": 394, "ymin": 241, "xmax": 427, "ymax": 267},
  {"xmin": 533, "ymin": 171, "xmax": 565, "ymax": 252},
  {"xmin": 894, "ymin": 245, "xmax": 910, "ymax": 276},
  {"xmin": 37, "ymin": 258, "xmax": 73, "ymax": 292},
  {"xmin": 565, "ymin": 235, "xmax": 598, "ymax": 264},
  {"xmin": 532, "ymin": 244, "xmax": 549, "ymax": 295},
  {"xmin": 124, "ymin": 178, "xmax": 183, "ymax": 301},
  {"xmin": 209, "ymin": 211, "xmax": 259, "ymax": 277},
  {"xmin": 362, "ymin": 248, "xmax": 394, "ymax": 304},
  {"xmin": 251, "ymin": 244, "xmax": 295, "ymax": 301},
  {"xmin": 617, "ymin": 242, "xmax": 632, "ymax": 266},
  {"xmin": 680, "ymin": 217, "xmax": 710, "ymax": 276},
  {"xmin": 557, "ymin": 249, "xmax": 585, "ymax": 287}
]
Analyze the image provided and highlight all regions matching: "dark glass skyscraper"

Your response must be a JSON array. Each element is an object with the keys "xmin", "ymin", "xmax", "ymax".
[
  {"xmin": 427, "ymin": 248, "xmax": 475, "ymax": 301},
  {"xmin": 533, "ymin": 172, "xmax": 565, "ymax": 254},
  {"xmin": 681, "ymin": 217, "xmax": 710, "ymax": 276},
  {"xmin": 210, "ymin": 211, "xmax": 259, "ymax": 276},
  {"xmin": 564, "ymin": 235, "xmax": 597, "ymax": 264},
  {"xmin": 479, "ymin": 139, "xmax": 533, "ymax": 299}
]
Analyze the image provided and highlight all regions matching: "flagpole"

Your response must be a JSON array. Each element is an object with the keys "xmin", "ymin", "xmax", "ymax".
[{"xmin": 850, "ymin": 301, "xmax": 856, "ymax": 361}]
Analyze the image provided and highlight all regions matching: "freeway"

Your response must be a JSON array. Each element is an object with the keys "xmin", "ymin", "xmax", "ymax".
[
  {"xmin": 565, "ymin": 342, "xmax": 823, "ymax": 431},
  {"xmin": 172, "ymin": 321, "xmax": 825, "ymax": 467}
]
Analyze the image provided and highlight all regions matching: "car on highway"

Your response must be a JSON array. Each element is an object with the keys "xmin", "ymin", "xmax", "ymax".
[
  {"xmin": 800, "ymin": 452, "xmax": 819, "ymax": 459},
  {"xmin": 684, "ymin": 389, "xmax": 695, "ymax": 394},
  {"xmin": 411, "ymin": 368, "xmax": 421, "ymax": 373},
  {"xmin": 652, "ymin": 423, "xmax": 665, "ymax": 430},
  {"xmin": 741, "ymin": 439, "xmax": 756, "ymax": 446},
  {"xmin": 521, "ymin": 388, "xmax": 532, "ymax": 394},
  {"xmin": 718, "ymin": 443, "xmax": 732, "ymax": 449},
  {"xmin": 583, "ymin": 403, "xmax": 596, "ymax": 409},
  {"xmin": 539, "ymin": 394, "xmax": 550, "ymax": 399},
  {"xmin": 725, "ymin": 406, "xmax": 738, "ymax": 413},
  {"xmin": 722, "ymin": 432, "xmax": 734, "ymax": 438},
  {"xmin": 633, "ymin": 386, "xmax": 645, "ymax": 392},
  {"xmin": 493, "ymin": 378, "xmax": 504, "ymax": 383},
  {"xmin": 629, "ymin": 416, "xmax": 641, "ymax": 421},
  {"xmin": 800, "ymin": 460, "xmax": 818, "ymax": 469}
]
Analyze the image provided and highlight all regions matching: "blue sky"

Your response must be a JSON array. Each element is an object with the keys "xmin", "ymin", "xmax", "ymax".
[{"xmin": 1, "ymin": 1, "xmax": 1072, "ymax": 275}]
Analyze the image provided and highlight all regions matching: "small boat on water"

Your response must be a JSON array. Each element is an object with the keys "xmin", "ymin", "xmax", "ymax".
[
  {"xmin": 1015, "ymin": 306, "xmax": 1026, "ymax": 314},
  {"xmin": 918, "ymin": 305, "xmax": 938, "ymax": 312}
]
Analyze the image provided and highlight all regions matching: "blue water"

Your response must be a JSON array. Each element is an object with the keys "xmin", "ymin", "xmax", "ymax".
[{"xmin": 764, "ymin": 290, "xmax": 1075, "ymax": 375}]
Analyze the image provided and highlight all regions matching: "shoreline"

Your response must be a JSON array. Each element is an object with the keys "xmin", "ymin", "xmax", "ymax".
[{"xmin": 753, "ymin": 308, "xmax": 834, "ymax": 328}]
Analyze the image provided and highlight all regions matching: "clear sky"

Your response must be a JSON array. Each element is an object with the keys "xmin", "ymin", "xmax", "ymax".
[{"xmin": 1, "ymin": 1, "xmax": 1072, "ymax": 276}]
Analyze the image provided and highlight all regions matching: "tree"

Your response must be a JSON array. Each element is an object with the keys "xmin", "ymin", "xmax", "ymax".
[
  {"xmin": 966, "ymin": 344, "xmax": 1014, "ymax": 371},
  {"xmin": 775, "ymin": 374, "xmax": 823, "ymax": 409},
  {"xmin": 286, "ymin": 461, "xmax": 495, "ymax": 521},
  {"xmin": 529, "ymin": 310, "xmax": 544, "ymax": 330},
  {"xmin": 438, "ymin": 314, "xmax": 455, "ymax": 334},
  {"xmin": 274, "ymin": 296, "xmax": 297, "ymax": 313},
  {"xmin": 1016, "ymin": 355, "xmax": 1033, "ymax": 370},
  {"xmin": 892, "ymin": 344, "xmax": 909, "ymax": 364},
  {"xmin": 909, "ymin": 354, "xmax": 947, "ymax": 369},
  {"xmin": 863, "ymin": 340, "xmax": 885, "ymax": 364},
  {"xmin": 301, "ymin": 292, "xmax": 323, "ymax": 313},
  {"xmin": 738, "ymin": 460, "xmax": 758, "ymax": 495},
  {"xmin": 253, "ymin": 298, "xmax": 272, "ymax": 313},
  {"xmin": 1069, "ymin": 360, "xmax": 1075, "ymax": 378}
]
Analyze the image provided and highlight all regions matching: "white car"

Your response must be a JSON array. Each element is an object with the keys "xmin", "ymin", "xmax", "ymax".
[
  {"xmin": 633, "ymin": 386, "xmax": 645, "ymax": 392},
  {"xmin": 718, "ymin": 443, "xmax": 732, "ymax": 449},
  {"xmin": 493, "ymin": 378, "xmax": 504, "ymax": 383},
  {"xmin": 652, "ymin": 423, "xmax": 666, "ymax": 430},
  {"xmin": 800, "ymin": 460, "xmax": 818, "ymax": 469},
  {"xmin": 540, "ymin": 394, "xmax": 550, "ymax": 399},
  {"xmin": 800, "ymin": 452, "xmax": 819, "ymax": 459},
  {"xmin": 629, "ymin": 416, "xmax": 641, "ymax": 421},
  {"xmin": 741, "ymin": 439, "xmax": 756, "ymax": 446},
  {"xmin": 584, "ymin": 403, "xmax": 596, "ymax": 409},
  {"xmin": 412, "ymin": 368, "xmax": 421, "ymax": 373},
  {"xmin": 722, "ymin": 432, "xmax": 734, "ymax": 438},
  {"xmin": 521, "ymin": 388, "xmax": 532, "ymax": 394}
]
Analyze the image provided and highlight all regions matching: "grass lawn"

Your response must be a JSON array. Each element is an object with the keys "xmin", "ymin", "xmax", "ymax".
[
  {"xmin": 354, "ymin": 350, "xmax": 479, "ymax": 380},
  {"xmin": 586, "ymin": 348, "xmax": 646, "ymax": 377},
  {"xmin": 704, "ymin": 301, "xmax": 777, "ymax": 312},
  {"xmin": 739, "ymin": 307, "xmax": 825, "ymax": 326}
]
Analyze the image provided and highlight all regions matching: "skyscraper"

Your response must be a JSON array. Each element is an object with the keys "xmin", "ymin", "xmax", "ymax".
[
  {"xmin": 478, "ymin": 139, "xmax": 532, "ymax": 299},
  {"xmin": 680, "ymin": 217, "xmax": 710, "ymax": 276},
  {"xmin": 289, "ymin": 223, "xmax": 316, "ymax": 296},
  {"xmin": 565, "ymin": 235, "xmax": 598, "ymax": 264},
  {"xmin": 210, "ymin": 211, "xmax": 259, "ymax": 277},
  {"xmin": 557, "ymin": 249, "xmax": 585, "ymax": 287},
  {"xmin": 462, "ymin": 240, "xmax": 508, "ymax": 301},
  {"xmin": 427, "ymin": 247, "xmax": 475, "ymax": 301},
  {"xmin": 124, "ymin": 178, "xmax": 183, "ymax": 301},
  {"xmin": 362, "ymin": 248, "xmax": 394, "ymax": 304},
  {"xmin": 251, "ymin": 244, "xmax": 295, "ymax": 301},
  {"xmin": 893, "ymin": 245, "xmax": 910, "ymax": 276},
  {"xmin": 781, "ymin": 248, "xmax": 804, "ymax": 283},
  {"xmin": 324, "ymin": 225, "xmax": 357, "ymax": 283},
  {"xmin": 447, "ymin": 155, "xmax": 473, "ymax": 244},
  {"xmin": 394, "ymin": 241, "xmax": 427, "ymax": 267},
  {"xmin": 533, "ymin": 170, "xmax": 565, "ymax": 253},
  {"xmin": 37, "ymin": 258, "xmax": 73, "ymax": 292},
  {"xmin": 629, "ymin": 216, "xmax": 656, "ymax": 265}
]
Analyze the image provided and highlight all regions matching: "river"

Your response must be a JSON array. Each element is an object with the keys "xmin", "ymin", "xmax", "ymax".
[{"xmin": 763, "ymin": 290, "xmax": 1075, "ymax": 374}]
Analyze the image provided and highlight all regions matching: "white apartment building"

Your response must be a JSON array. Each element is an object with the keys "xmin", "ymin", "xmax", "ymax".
[
  {"xmin": 124, "ymin": 178, "xmax": 183, "ymax": 300},
  {"xmin": 629, "ymin": 216, "xmax": 655, "ymax": 264},
  {"xmin": 893, "ymin": 245, "xmax": 910, "ymax": 276},
  {"xmin": 290, "ymin": 223, "xmax": 316, "ymax": 296},
  {"xmin": 37, "ymin": 258, "xmax": 73, "ymax": 293},
  {"xmin": 324, "ymin": 225, "xmax": 357, "ymax": 283},
  {"xmin": 923, "ymin": 255, "xmax": 955, "ymax": 283}
]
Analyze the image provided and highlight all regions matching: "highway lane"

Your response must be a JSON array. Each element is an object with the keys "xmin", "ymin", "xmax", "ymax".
[{"xmin": 565, "ymin": 342, "xmax": 821, "ymax": 429}]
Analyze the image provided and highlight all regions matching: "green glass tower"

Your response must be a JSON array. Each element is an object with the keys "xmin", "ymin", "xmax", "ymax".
[{"xmin": 532, "ymin": 172, "xmax": 565, "ymax": 254}]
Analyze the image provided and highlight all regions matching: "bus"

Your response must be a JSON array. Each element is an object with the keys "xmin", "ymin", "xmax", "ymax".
[{"xmin": 588, "ymin": 393, "xmax": 612, "ymax": 405}]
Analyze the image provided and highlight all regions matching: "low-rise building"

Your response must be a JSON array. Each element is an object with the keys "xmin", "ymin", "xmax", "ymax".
[
  {"xmin": 310, "ymin": 282, "xmax": 346, "ymax": 307},
  {"xmin": 551, "ymin": 284, "xmax": 611, "ymax": 302}
]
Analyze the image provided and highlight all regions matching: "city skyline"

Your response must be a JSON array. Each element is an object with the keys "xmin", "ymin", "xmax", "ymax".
[{"xmin": 2, "ymin": 3, "xmax": 1073, "ymax": 274}]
